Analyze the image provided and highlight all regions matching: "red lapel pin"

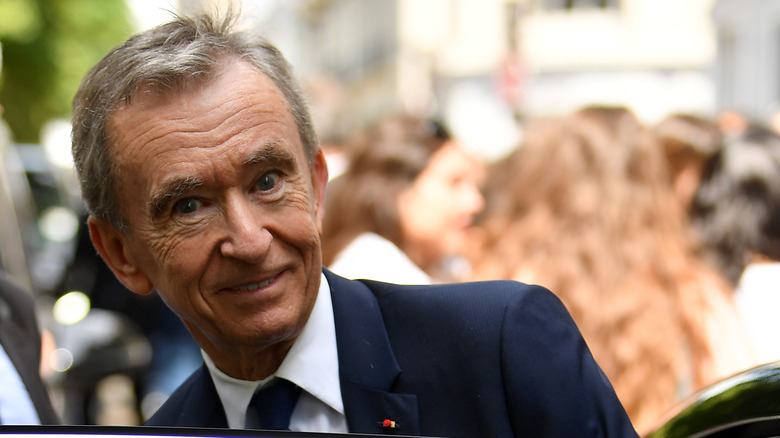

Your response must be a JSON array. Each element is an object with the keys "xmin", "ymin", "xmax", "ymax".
[{"xmin": 380, "ymin": 418, "xmax": 400, "ymax": 429}]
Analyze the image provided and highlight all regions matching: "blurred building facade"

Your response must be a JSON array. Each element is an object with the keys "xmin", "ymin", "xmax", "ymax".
[
  {"xmin": 712, "ymin": 0, "xmax": 780, "ymax": 124},
  {"xmin": 519, "ymin": 0, "xmax": 716, "ymax": 123},
  {"xmin": 135, "ymin": 0, "xmax": 771, "ymax": 157},
  {"xmin": 258, "ymin": 0, "xmax": 721, "ymax": 159}
]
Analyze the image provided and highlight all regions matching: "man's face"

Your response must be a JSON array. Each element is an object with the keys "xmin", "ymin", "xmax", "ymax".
[{"xmin": 92, "ymin": 58, "xmax": 328, "ymax": 379}]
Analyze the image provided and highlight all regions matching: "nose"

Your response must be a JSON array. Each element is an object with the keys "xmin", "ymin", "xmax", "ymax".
[
  {"xmin": 219, "ymin": 194, "xmax": 272, "ymax": 262},
  {"xmin": 464, "ymin": 182, "xmax": 485, "ymax": 216}
]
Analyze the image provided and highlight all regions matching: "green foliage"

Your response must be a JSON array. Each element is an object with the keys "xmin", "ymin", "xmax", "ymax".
[{"xmin": 0, "ymin": 0, "xmax": 132, "ymax": 143}]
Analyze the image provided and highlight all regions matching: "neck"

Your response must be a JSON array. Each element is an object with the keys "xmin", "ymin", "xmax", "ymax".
[
  {"xmin": 188, "ymin": 324, "xmax": 297, "ymax": 381},
  {"xmin": 747, "ymin": 251, "xmax": 777, "ymax": 265},
  {"xmin": 400, "ymin": 241, "xmax": 436, "ymax": 277}
]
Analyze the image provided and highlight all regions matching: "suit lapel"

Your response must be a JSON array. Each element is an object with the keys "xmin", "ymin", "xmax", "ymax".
[
  {"xmin": 172, "ymin": 365, "xmax": 229, "ymax": 428},
  {"xmin": 324, "ymin": 269, "xmax": 420, "ymax": 435}
]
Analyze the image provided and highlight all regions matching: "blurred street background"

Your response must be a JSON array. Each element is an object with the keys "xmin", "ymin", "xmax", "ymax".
[{"xmin": 0, "ymin": 0, "xmax": 775, "ymax": 426}]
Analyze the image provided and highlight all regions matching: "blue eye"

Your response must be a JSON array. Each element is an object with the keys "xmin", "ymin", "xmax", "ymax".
[
  {"xmin": 174, "ymin": 198, "xmax": 201, "ymax": 214},
  {"xmin": 256, "ymin": 171, "xmax": 280, "ymax": 191}
]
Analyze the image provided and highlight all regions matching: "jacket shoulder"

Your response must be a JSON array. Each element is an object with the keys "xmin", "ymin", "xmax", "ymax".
[{"xmin": 363, "ymin": 277, "xmax": 558, "ymax": 321}]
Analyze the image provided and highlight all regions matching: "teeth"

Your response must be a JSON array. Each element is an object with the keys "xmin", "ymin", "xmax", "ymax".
[{"xmin": 235, "ymin": 276, "xmax": 275, "ymax": 291}]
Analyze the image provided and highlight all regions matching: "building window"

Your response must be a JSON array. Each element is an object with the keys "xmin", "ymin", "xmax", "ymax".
[{"xmin": 538, "ymin": 0, "xmax": 620, "ymax": 10}]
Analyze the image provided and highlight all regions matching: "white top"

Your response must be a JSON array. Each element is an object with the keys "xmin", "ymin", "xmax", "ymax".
[
  {"xmin": 0, "ymin": 343, "xmax": 40, "ymax": 424},
  {"xmin": 734, "ymin": 262, "xmax": 780, "ymax": 365},
  {"xmin": 328, "ymin": 232, "xmax": 432, "ymax": 285},
  {"xmin": 204, "ymin": 273, "xmax": 347, "ymax": 432}
]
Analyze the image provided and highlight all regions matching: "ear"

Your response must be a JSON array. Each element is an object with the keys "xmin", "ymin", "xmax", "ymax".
[
  {"xmin": 87, "ymin": 216, "xmax": 154, "ymax": 295},
  {"xmin": 311, "ymin": 148, "xmax": 329, "ymax": 233}
]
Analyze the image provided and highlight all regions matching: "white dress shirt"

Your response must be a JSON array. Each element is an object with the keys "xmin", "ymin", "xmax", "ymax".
[
  {"xmin": 735, "ymin": 262, "xmax": 780, "ymax": 365},
  {"xmin": 204, "ymin": 273, "xmax": 348, "ymax": 432},
  {"xmin": 0, "ymin": 343, "xmax": 40, "ymax": 424},
  {"xmin": 328, "ymin": 232, "xmax": 432, "ymax": 285}
]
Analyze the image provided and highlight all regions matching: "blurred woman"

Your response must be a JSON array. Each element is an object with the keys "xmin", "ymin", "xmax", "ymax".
[
  {"xmin": 469, "ymin": 106, "xmax": 753, "ymax": 433},
  {"xmin": 322, "ymin": 114, "xmax": 484, "ymax": 284},
  {"xmin": 691, "ymin": 125, "xmax": 780, "ymax": 365}
]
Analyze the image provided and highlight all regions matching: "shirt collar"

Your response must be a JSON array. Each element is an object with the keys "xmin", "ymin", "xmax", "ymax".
[
  {"xmin": 203, "ymin": 272, "xmax": 342, "ymax": 427},
  {"xmin": 277, "ymin": 272, "xmax": 343, "ymax": 413}
]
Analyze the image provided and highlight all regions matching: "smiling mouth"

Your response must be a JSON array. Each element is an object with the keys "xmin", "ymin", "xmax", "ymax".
[{"xmin": 233, "ymin": 274, "xmax": 279, "ymax": 291}]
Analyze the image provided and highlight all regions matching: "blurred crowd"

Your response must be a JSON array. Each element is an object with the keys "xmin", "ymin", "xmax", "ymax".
[
  {"xmin": 319, "ymin": 106, "xmax": 780, "ymax": 434},
  {"xmin": 3, "ymin": 85, "xmax": 780, "ymax": 433}
]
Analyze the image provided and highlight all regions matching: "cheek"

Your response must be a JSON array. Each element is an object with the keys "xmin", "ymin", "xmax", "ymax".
[
  {"xmin": 149, "ymin": 228, "xmax": 197, "ymax": 267},
  {"xmin": 420, "ymin": 187, "xmax": 459, "ymax": 228},
  {"xmin": 281, "ymin": 211, "xmax": 323, "ymax": 255},
  {"xmin": 278, "ymin": 182, "xmax": 324, "ymax": 242},
  {"xmin": 143, "ymin": 225, "xmax": 217, "ymax": 291}
]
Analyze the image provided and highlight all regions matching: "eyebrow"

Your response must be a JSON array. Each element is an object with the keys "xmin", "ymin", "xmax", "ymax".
[
  {"xmin": 242, "ymin": 138, "xmax": 299, "ymax": 171},
  {"xmin": 149, "ymin": 175, "xmax": 204, "ymax": 218}
]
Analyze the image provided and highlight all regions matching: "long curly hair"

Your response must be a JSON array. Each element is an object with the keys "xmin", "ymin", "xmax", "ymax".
[{"xmin": 470, "ymin": 106, "xmax": 741, "ymax": 432}]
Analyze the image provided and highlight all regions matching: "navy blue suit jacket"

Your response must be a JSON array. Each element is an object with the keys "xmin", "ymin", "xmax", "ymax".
[{"xmin": 146, "ymin": 269, "xmax": 637, "ymax": 437}]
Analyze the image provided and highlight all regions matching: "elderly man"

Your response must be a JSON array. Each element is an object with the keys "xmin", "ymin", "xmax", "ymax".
[{"xmin": 71, "ymin": 13, "xmax": 637, "ymax": 437}]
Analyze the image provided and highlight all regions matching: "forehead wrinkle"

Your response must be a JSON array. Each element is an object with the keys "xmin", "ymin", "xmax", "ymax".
[
  {"xmin": 150, "ymin": 175, "xmax": 204, "ymax": 217},
  {"xmin": 114, "ymin": 78, "xmax": 262, "ymax": 147}
]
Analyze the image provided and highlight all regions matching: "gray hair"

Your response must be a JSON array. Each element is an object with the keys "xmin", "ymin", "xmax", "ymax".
[{"xmin": 71, "ymin": 13, "xmax": 317, "ymax": 230}]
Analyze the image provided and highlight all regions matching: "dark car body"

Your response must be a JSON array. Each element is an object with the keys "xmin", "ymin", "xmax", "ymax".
[{"xmin": 647, "ymin": 361, "xmax": 780, "ymax": 438}]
